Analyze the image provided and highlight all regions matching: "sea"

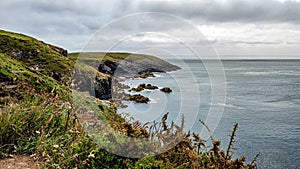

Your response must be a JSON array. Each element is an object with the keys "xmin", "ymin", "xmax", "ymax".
[{"xmin": 117, "ymin": 59, "xmax": 300, "ymax": 169}]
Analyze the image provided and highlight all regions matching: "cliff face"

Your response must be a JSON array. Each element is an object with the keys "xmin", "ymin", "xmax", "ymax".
[
  {"xmin": 94, "ymin": 76, "xmax": 112, "ymax": 100},
  {"xmin": 0, "ymin": 30, "xmax": 179, "ymax": 102},
  {"xmin": 97, "ymin": 54, "xmax": 180, "ymax": 77},
  {"xmin": 70, "ymin": 52, "xmax": 180, "ymax": 100}
]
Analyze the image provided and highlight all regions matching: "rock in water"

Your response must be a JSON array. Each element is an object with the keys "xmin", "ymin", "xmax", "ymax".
[{"xmin": 160, "ymin": 87, "xmax": 172, "ymax": 93}]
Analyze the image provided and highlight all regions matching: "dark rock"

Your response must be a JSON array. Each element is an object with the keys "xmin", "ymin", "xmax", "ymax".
[
  {"xmin": 98, "ymin": 61, "xmax": 122, "ymax": 75},
  {"xmin": 138, "ymin": 68, "xmax": 165, "ymax": 74},
  {"xmin": 129, "ymin": 83, "xmax": 158, "ymax": 92},
  {"xmin": 104, "ymin": 61, "xmax": 118, "ymax": 72},
  {"xmin": 160, "ymin": 87, "xmax": 172, "ymax": 93},
  {"xmin": 94, "ymin": 76, "xmax": 112, "ymax": 100},
  {"xmin": 60, "ymin": 49, "xmax": 68, "ymax": 57},
  {"xmin": 133, "ymin": 72, "xmax": 155, "ymax": 78},
  {"xmin": 50, "ymin": 45, "xmax": 68, "ymax": 57},
  {"xmin": 12, "ymin": 49, "xmax": 40, "ymax": 60},
  {"xmin": 129, "ymin": 94, "xmax": 150, "ymax": 103},
  {"xmin": 51, "ymin": 71, "xmax": 62, "ymax": 81},
  {"xmin": 98, "ymin": 63, "xmax": 113, "ymax": 74},
  {"xmin": 145, "ymin": 84, "xmax": 158, "ymax": 90}
]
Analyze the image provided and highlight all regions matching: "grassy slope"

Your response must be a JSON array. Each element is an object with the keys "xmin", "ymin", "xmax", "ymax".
[
  {"xmin": 0, "ymin": 30, "xmax": 258, "ymax": 168},
  {"xmin": 0, "ymin": 30, "xmax": 72, "ymax": 82}
]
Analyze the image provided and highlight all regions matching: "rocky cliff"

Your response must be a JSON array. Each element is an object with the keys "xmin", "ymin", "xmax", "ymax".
[
  {"xmin": 70, "ymin": 52, "xmax": 180, "ymax": 100},
  {"xmin": 0, "ymin": 30, "xmax": 179, "ymax": 103}
]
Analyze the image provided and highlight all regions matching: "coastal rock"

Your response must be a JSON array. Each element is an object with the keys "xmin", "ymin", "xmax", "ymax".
[
  {"xmin": 73, "ymin": 52, "xmax": 180, "ymax": 101},
  {"xmin": 113, "ymin": 92, "xmax": 150, "ymax": 104},
  {"xmin": 160, "ymin": 87, "xmax": 172, "ymax": 93},
  {"xmin": 129, "ymin": 94, "xmax": 150, "ymax": 103},
  {"xmin": 98, "ymin": 63, "xmax": 113, "ymax": 74},
  {"xmin": 133, "ymin": 72, "xmax": 155, "ymax": 78},
  {"xmin": 94, "ymin": 76, "xmax": 112, "ymax": 100},
  {"xmin": 145, "ymin": 84, "xmax": 159, "ymax": 90},
  {"xmin": 129, "ymin": 83, "xmax": 158, "ymax": 92}
]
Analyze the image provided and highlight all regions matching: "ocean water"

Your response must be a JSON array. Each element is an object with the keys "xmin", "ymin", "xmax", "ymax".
[{"xmin": 117, "ymin": 60, "xmax": 300, "ymax": 169}]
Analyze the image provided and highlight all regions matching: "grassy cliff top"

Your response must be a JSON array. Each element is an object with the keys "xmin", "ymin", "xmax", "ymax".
[
  {"xmin": 0, "ymin": 30, "xmax": 258, "ymax": 169},
  {"xmin": 0, "ymin": 30, "xmax": 73, "ymax": 104}
]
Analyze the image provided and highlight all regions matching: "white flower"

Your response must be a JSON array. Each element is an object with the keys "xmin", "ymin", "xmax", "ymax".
[
  {"xmin": 88, "ymin": 152, "xmax": 95, "ymax": 158},
  {"xmin": 53, "ymin": 144, "xmax": 59, "ymax": 149},
  {"xmin": 35, "ymin": 131, "xmax": 40, "ymax": 134}
]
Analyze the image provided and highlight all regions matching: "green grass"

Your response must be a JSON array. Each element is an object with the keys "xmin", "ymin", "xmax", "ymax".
[
  {"xmin": 70, "ymin": 52, "xmax": 167, "ymax": 63},
  {"xmin": 0, "ymin": 30, "xmax": 33, "ymax": 41},
  {"xmin": 0, "ymin": 90, "xmax": 259, "ymax": 168},
  {"xmin": 0, "ymin": 29, "xmax": 258, "ymax": 168},
  {"xmin": 0, "ymin": 30, "xmax": 75, "ymax": 83}
]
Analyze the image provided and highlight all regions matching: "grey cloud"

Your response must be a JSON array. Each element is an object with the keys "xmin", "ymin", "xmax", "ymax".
[
  {"xmin": 136, "ymin": 0, "xmax": 300, "ymax": 24},
  {"xmin": 1, "ymin": 0, "xmax": 300, "ymax": 56},
  {"xmin": 2, "ymin": 0, "xmax": 300, "ymax": 38},
  {"xmin": 220, "ymin": 40, "xmax": 285, "ymax": 45},
  {"xmin": 0, "ymin": 0, "xmax": 133, "ymax": 35}
]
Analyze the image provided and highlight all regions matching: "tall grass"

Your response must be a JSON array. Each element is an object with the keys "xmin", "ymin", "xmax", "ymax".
[{"xmin": 0, "ymin": 88, "xmax": 258, "ymax": 168}]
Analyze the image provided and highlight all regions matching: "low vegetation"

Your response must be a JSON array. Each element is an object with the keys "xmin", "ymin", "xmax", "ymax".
[{"xmin": 0, "ymin": 30, "xmax": 258, "ymax": 168}]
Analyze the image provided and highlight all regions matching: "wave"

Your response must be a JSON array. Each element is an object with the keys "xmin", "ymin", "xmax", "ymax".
[
  {"xmin": 266, "ymin": 95, "xmax": 300, "ymax": 103},
  {"xmin": 209, "ymin": 103, "xmax": 246, "ymax": 110},
  {"xmin": 240, "ymin": 71, "xmax": 300, "ymax": 76},
  {"xmin": 153, "ymin": 73, "xmax": 163, "ymax": 77}
]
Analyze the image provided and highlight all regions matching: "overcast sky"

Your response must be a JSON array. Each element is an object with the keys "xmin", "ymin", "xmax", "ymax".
[{"xmin": 1, "ymin": 0, "xmax": 300, "ymax": 59}]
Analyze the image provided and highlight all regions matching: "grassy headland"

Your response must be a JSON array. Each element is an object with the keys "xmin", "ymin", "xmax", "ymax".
[{"xmin": 0, "ymin": 30, "xmax": 258, "ymax": 168}]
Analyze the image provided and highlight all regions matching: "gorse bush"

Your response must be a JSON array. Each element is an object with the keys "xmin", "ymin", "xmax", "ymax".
[
  {"xmin": 0, "ymin": 29, "xmax": 258, "ymax": 168},
  {"xmin": 0, "ymin": 87, "xmax": 259, "ymax": 168}
]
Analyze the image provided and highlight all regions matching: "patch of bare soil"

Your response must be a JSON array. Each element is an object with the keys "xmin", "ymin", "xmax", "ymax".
[{"xmin": 0, "ymin": 156, "xmax": 40, "ymax": 169}]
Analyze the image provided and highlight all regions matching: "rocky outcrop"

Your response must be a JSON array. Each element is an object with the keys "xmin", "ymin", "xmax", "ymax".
[
  {"xmin": 129, "ymin": 94, "xmax": 150, "ymax": 103},
  {"xmin": 72, "ymin": 69, "xmax": 112, "ymax": 100},
  {"xmin": 11, "ymin": 49, "xmax": 40, "ymax": 59},
  {"xmin": 94, "ymin": 76, "xmax": 112, "ymax": 100},
  {"xmin": 98, "ymin": 61, "xmax": 118, "ymax": 75},
  {"xmin": 133, "ymin": 72, "xmax": 155, "ymax": 78},
  {"xmin": 113, "ymin": 92, "xmax": 150, "ymax": 104},
  {"xmin": 72, "ymin": 52, "xmax": 180, "ymax": 102},
  {"xmin": 97, "ymin": 55, "xmax": 180, "ymax": 78},
  {"xmin": 160, "ymin": 87, "xmax": 172, "ymax": 93},
  {"xmin": 129, "ymin": 83, "xmax": 158, "ymax": 92}
]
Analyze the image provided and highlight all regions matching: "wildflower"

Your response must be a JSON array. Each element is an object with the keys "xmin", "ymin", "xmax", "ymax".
[
  {"xmin": 52, "ymin": 149, "xmax": 58, "ymax": 153},
  {"xmin": 53, "ymin": 144, "xmax": 59, "ymax": 149},
  {"xmin": 88, "ymin": 152, "xmax": 95, "ymax": 158},
  {"xmin": 30, "ymin": 154, "xmax": 36, "ymax": 158},
  {"xmin": 35, "ymin": 131, "xmax": 40, "ymax": 134}
]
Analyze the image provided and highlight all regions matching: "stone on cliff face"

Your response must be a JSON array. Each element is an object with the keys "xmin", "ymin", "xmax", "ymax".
[
  {"xmin": 104, "ymin": 61, "xmax": 118, "ymax": 72},
  {"xmin": 94, "ymin": 76, "xmax": 112, "ymax": 100},
  {"xmin": 51, "ymin": 71, "xmax": 62, "ymax": 81},
  {"xmin": 50, "ymin": 45, "xmax": 68, "ymax": 57},
  {"xmin": 98, "ymin": 64, "xmax": 113, "ymax": 74},
  {"xmin": 160, "ymin": 87, "xmax": 172, "ymax": 93},
  {"xmin": 12, "ymin": 49, "xmax": 40, "ymax": 60},
  {"xmin": 98, "ymin": 61, "xmax": 119, "ymax": 75},
  {"xmin": 60, "ymin": 49, "xmax": 68, "ymax": 57}
]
